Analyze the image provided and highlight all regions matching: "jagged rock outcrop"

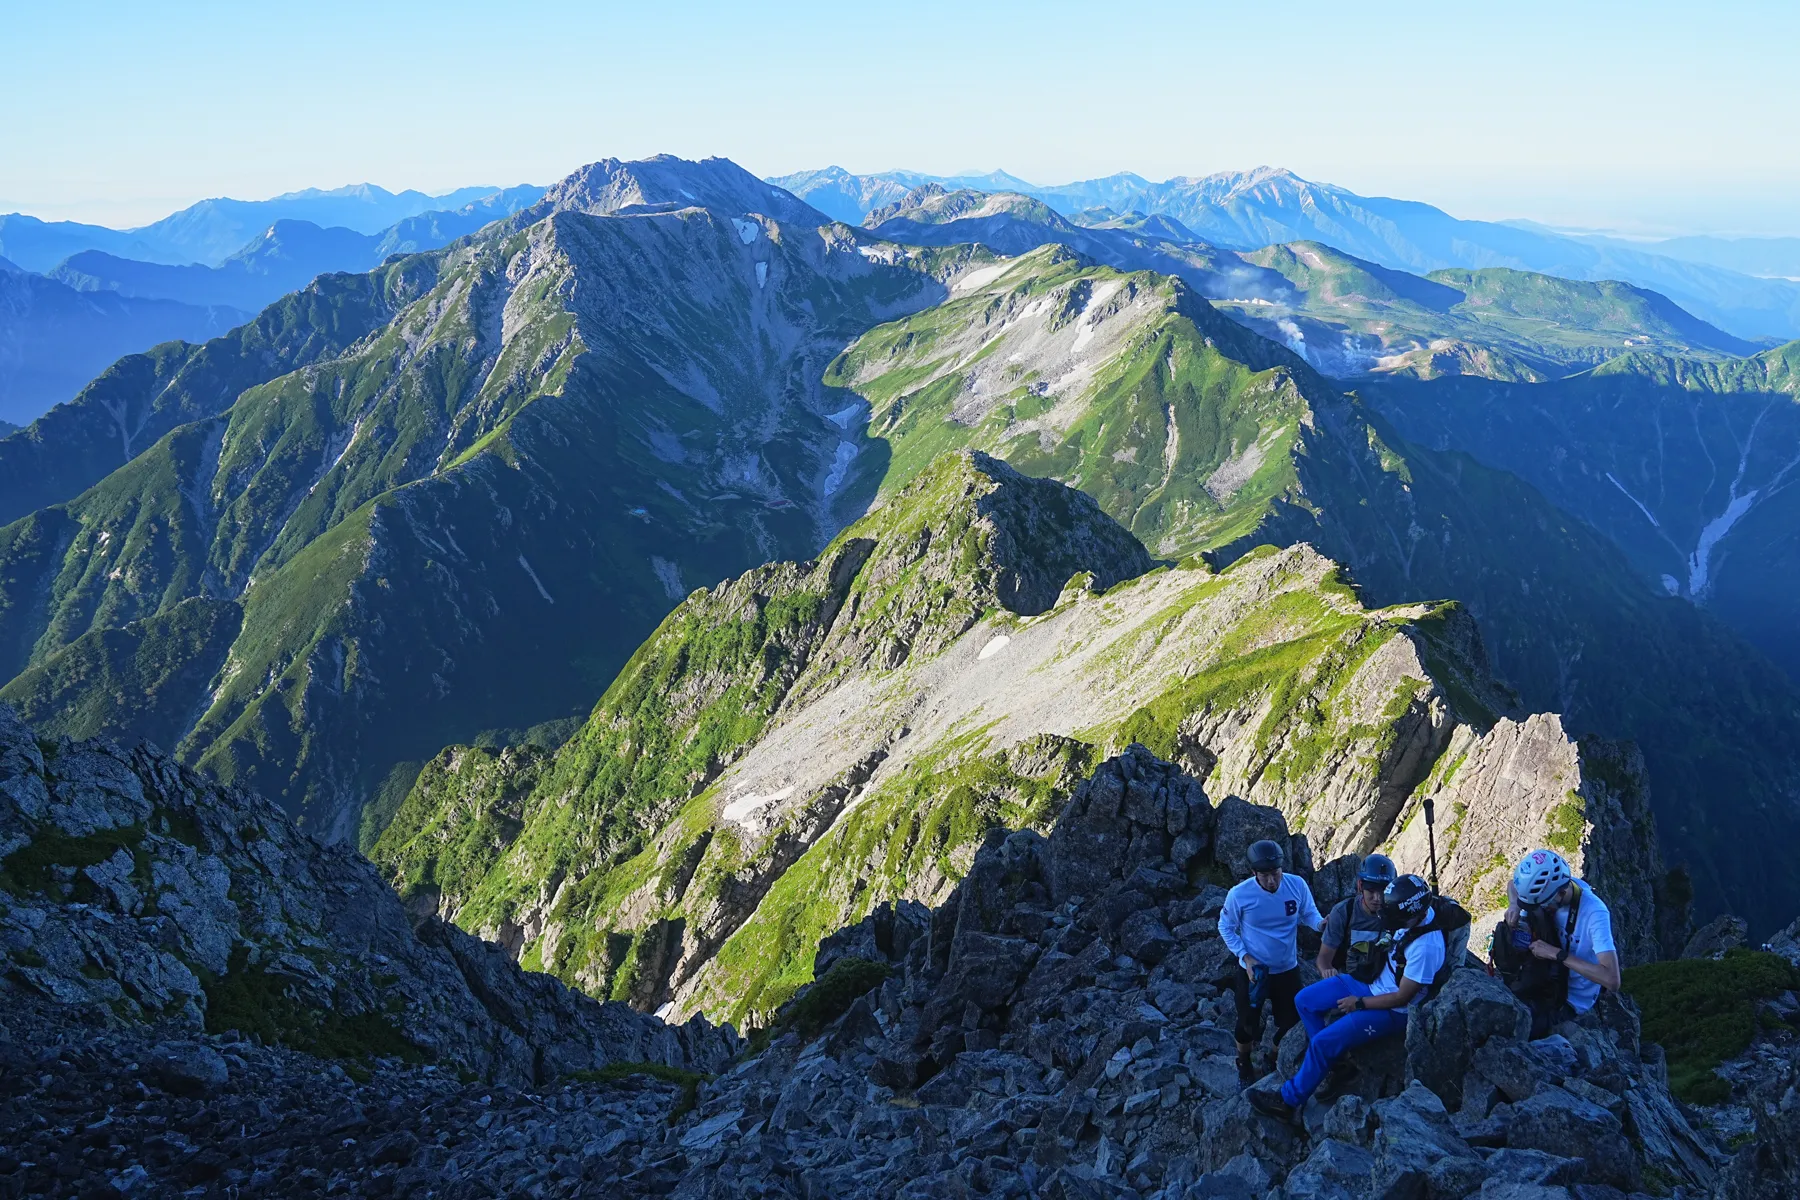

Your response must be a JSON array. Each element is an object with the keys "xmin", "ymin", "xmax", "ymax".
[
  {"xmin": 2, "ymin": 742, "xmax": 1745, "ymax": 1198},
  {"xmin": 0, "ymin": 704, "xmax": 734, "ymax": 1088}
]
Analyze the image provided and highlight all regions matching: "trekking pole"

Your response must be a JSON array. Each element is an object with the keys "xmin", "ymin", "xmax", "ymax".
[{"xmin": 1422, "ymin": 797, "xmax": 1440, "ymax": 893}]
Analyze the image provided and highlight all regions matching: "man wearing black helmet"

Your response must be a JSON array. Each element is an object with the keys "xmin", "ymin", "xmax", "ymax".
[
  {"xmin": 1248, "ymin": 873, "xmax": 1446, "ymax": 1121},
  {"xmin": 1219, "ymin": 839, "xmax": 1325, "ymax": 1083},
  {"xmin": 1316, "ymin": 853, "xmax": 1395, "ymax": 981}
]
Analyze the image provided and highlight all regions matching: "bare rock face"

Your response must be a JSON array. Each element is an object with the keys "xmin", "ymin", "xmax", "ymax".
[
  {"xmin": 0, "ymin": 704, "xmax": 734, "ymax": 1086},
  {"xmin": 1682, "ymin": 913, "xmax": 1749, "ymax": 959}
]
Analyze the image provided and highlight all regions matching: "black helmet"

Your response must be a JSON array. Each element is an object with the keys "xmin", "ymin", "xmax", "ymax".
[
  {"xmin": 1357, "ymin": 853, "xmax": 1397, "ymax": 889},
  {"xmin": 1247, "ymin": 840, "xmax": 1285, "ymax": 872},
  {"xmin": 1380, "ymin": 874, "xmax": 1431, "ymax": 929}
]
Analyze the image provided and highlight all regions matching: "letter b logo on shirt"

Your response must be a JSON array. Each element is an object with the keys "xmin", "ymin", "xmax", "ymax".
[{"xmin": 1285, "ymin": 900, "xmax": 1296, "ymax": 916}]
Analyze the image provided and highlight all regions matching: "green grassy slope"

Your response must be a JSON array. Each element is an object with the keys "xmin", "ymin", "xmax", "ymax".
[
  {"xmin": 1212, "ymin": 244, "xmax": 1758, "ymax": 381},
  {"xmin": 0, "ymin": 262, "xmax": 438, "ymax": 526}
]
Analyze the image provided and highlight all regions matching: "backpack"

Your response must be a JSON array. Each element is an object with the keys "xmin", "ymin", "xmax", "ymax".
[
  {"xmin": 1393, "ymin": 895, "xmax": 1472, "ymax": 1002},
  {"xmin": 1491, "ymin": 885, "xmax": 1583, "ymax": 1012}
]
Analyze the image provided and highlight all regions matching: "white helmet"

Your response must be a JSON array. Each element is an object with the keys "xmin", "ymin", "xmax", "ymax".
[{"xmin": 1513, "ymin": 849, "xmax": 1573, "ymax": 907}]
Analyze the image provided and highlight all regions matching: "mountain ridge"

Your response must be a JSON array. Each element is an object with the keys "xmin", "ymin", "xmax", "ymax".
[{"xmin": 775, "ymin": 166, "xmax": 1800, "ymax": 340}]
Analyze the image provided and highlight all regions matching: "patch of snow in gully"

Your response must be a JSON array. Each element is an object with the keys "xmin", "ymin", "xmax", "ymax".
[
  {"xmin": 823, "ymin": 442, "xmax": 858, "ymax": 496},
  {"xmin": 722, "ymin": 785, "xmax": 795, "ymax": 822},
  {"xmin": 732, "ymin": 218, "xmax": 759, "ymax": 244},
  {"xmin": 978, "ymin": 635, "xmax": 1010, "ymax": 660}
]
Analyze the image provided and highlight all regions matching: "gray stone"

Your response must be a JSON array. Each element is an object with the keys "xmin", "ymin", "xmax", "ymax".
[
  {"xmin": 1119, "ymin": 910, "xmax": 1176, "ymax": 965},
  {"xmin": 1475, "ymin": 1185, "xmax": 1571, "ymax": 1200},
  {"xmin": 1473, "ymin": 1040, "xmax": 1549, "ymax": 1103},
  {"xmin": 1680, "ymin": 913, "xmax": 1747, "ymax": 960},
  {"xmin": 1506, "ymin": 1087, "xmax": 1638, "ymax": 1191},
  {"xmin": 1210, "ymin": 796, "xmax": 1290, "ymax": 879},
  {"xmin": 1283, "ymin": 1138, "xmax": 1375, "ymax": 1200},
  {"xmin": 1406, "ymin": 968, "xmax": 1531, "ymax": 1110},
  {"xmin": 144, "ymin": 1042, "xmax": 228, "ymax": 1097},
  {"xmin": 1482, "ymin": 1148, "xmax": 1585, "ymax": 1187},
  {"xmin": 1371, "ymin": 1082, "xmax": 1479, "ymax": 1199}
]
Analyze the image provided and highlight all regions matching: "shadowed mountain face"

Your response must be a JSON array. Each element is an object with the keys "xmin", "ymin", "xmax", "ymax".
[
  {"xmin": 1367, "ymin": 343, "xmax": 1800, "ymax": 683},
  {"xmin": 0, "ymin": 263, "xmax": 249, "ymax": 425},
  {"xmin": 0, "ymin": 189, "xmax": 550, "ymax": 429}
]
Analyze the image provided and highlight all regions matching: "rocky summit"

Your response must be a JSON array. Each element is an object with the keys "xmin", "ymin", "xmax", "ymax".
[{"xmin": 10, "ymin": 719, "xmax": 1796, "ymax": 1198}]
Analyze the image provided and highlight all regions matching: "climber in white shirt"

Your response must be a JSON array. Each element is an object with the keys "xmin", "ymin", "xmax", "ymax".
[{"xmin": 1218, "ymin": 839, "xmax": 1325, "ymax": 1082}]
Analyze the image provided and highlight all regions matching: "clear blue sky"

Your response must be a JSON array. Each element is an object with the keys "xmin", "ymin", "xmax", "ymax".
[{"xmin": 5, "ymin": 0, "xmax": 1799, "ymax": 235}]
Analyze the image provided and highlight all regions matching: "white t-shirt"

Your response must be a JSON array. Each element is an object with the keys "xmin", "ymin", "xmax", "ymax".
[
  {"xmin": 1219, "ymin": 873, "xmax": 1324, "ymax": 973},
  {"xmin": 1371, "ymin": 909, "xmax": 1446, "ymax": 1013},
  {"xmin": 1553, "ymin": 880, "xmax": 1617, "ymax": 1013}
]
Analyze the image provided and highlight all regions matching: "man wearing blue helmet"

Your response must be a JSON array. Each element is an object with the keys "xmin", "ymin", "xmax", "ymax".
[
  {"xmin": 1316, "ymin": 853, "xmax": 1395, "ymax": 981},
  {"xmin": 1249, "ymin": 873, "xmax": 1461, "ymax": 1122},
  {"xmin": 1492, "ymin": 848, "xmax": 1621, "ymax": 1038}
]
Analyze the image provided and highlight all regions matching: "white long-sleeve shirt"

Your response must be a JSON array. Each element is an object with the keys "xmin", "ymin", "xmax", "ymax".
[{"xmin": 1219, "ymin": 873, "xmax": 1324, "ymax": 973}]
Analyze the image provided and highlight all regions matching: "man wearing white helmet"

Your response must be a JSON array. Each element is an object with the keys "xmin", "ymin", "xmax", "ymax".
[{"xmin": 1496, "ymin": 848, "xmax": 1622, "ymax": 1037}]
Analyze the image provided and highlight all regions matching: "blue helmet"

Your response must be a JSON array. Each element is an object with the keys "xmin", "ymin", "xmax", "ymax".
[{"xmin": 1357, "ymin": 853, "xmax": 1397, "ymax": 889}]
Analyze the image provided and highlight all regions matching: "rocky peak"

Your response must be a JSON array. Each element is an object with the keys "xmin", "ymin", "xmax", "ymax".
[
  {"xmin": 794, "ymin": 450, "xmax": 1154, "ymax": 688},
  {"xmin": 526, "ymin": 154, "xmax": 828, "ymax": 228},
  {"xmin": 864, "ymin": 185, "xmax": 1070, "ymax": 231}
]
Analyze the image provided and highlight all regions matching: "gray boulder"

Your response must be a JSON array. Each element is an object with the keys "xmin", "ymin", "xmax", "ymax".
[
  {"xmin": 1283, "ymin": 1138, "xmax": 1375, "ymax": 1200},
  {"xmin": 1682, "ymin": 913, "xmax": 1748, "ymax": 959},
  {"xmin": 1506, "ymin": 1086, "xmax": 1639, "ymax": 1191},
  {"xmin": 1046, "ymin": 747, "xmax": 1209, "ymax": 903},
  {"xmin": 1210, "ymin": 795, "xmax": 1290, "ymax": 879},
  {"xmin": 144, "ymin": 1042, "xmax": 229, "ymax": 1097},
  {"xmin": 1370, "ymin": 1081, "xmax": 1480, "ymax": 1198},
  {"xmin": 1767, "ymin": 913, "xmax": 1800, "ymax": 966},
  {"xmin": 1406, "ymin": 967, "xmax": 1531, "ymax": 1110}
]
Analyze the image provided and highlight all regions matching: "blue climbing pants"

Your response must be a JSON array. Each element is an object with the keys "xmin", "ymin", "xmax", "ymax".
[{"xmin": 1280, "ymin": 975, "xmax": 1407, "ymax": 1107}]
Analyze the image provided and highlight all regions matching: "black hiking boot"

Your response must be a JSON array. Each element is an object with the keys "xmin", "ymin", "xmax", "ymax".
[
  {"xmin": 1236, "ymin": 1051, "xmax": 1256, "ymax": 1084},
  {"xmin": 1246, "ymin": 1086, "xmax": 1298, "ymax": 1124},
  {"xmin": 1315, "ymin": 1061, "xmax": 1359, "ymax": 1102}
]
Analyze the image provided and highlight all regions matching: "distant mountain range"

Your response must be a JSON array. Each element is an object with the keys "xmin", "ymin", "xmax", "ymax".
[
  {"xmin": 0, "ymin": 254, "xmax": 249, "ymax": 425},
  {"xmin": 0, "ymin": 185, "xmax": 547, "ymax": 423},
  {"xmin": 772, "ymin": 166, "xmax": 1800, "ymax": 342},
  {"xmin": 0, "ymin": 182, "xmax": 545, "ymax": 271},
  {"xmin": 853, "ymin": 183, "xmax": 1758, "ymax": 381}
]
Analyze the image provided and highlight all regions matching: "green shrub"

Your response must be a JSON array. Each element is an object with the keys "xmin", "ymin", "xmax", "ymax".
[
  {"xmin": 203, "ymin": 946, "xmax": 423, "ymax": 1065},
  {"xmin": 781, "ymin": 956, "xmax": 893, "ymax": 1038},
  {"xmin": 0, "ymin": 823, "xmax": 145, "ymax": 896},
  {"xmin": 564, "ymin": 1061, "xmax": 710, "ymax": 1119},
  {"xmin": 1622, "ymin": 948, "xmax": 1800, "ymax": 1105}
]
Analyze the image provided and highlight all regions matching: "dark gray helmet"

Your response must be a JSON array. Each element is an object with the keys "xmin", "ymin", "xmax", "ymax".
[
  {"xmin": 1380, "ymin": 873, "xmax": 1432, "ymax": 928},
  {"xmin": 1357, "ymin": 853, "xmax": 1397, "ymax": 888},
  {"xmin": 1247, "ymin": 840, "xmax": 1284, "ymax": 872}
]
